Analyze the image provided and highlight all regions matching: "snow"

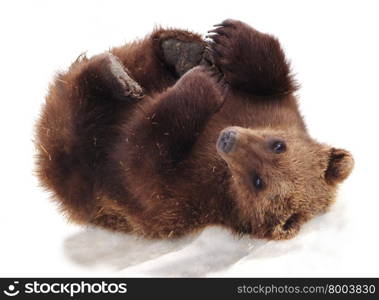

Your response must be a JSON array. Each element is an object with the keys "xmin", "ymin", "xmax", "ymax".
[{"xmin": 59, "ymin": 191, "xmax": 359, "ymax": 277}]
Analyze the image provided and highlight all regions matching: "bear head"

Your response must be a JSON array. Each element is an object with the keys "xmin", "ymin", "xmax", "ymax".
[{"xmin": 217, "ymin": 126, "xmax": 354, "ymax": 240}]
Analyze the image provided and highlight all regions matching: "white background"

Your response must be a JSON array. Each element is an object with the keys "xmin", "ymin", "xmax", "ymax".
[{"xmin": 0, "ymin": 0, "xmax": 378, "ymax": 277}]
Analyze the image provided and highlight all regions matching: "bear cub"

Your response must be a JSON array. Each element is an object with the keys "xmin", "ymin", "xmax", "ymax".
[{"xmin": 36, "ymin": 19, "xmax": 354, "ymax": 240}]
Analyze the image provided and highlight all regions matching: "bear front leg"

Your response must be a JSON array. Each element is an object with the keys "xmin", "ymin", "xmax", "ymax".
[
  {"xmin": 36, "ymin": 52, "xmax": 143, "ymax": 222},
  {"xmin": 206, "ymin": 19, "xmax": 297, "ymax": 96},
  {"xmin": 134, "ymin": 66, "xmax": 225, "ymax": 167}
]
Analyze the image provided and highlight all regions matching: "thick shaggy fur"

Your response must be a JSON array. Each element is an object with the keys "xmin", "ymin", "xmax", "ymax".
[{"xmin": 36, "ymin": 20, "xmax": 353, "ymax": 240}]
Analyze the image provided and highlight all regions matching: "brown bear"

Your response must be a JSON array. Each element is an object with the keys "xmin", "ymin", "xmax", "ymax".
[{"xmin": 35, "ymin": 19, "xmax": 354, "ymax": 240}]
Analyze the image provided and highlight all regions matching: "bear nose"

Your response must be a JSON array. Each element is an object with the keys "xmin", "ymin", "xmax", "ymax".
[{"xmin": 217, "ymin": 129, "xmax": 237, "ymax": 153}]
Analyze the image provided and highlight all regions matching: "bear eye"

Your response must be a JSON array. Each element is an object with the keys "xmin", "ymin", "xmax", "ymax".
[
  {"xmin": 252, "ymin": 173, "xmax": 264, "ymax": 190},
  {"xmin": 271, "ymin": 140, "xmax": 286, "ymax": 154}
]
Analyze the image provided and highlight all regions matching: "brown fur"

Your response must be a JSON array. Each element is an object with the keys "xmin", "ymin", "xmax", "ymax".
[{"xmin": 35, "ymin": 19, "xmax": 353, "ymax": 240}]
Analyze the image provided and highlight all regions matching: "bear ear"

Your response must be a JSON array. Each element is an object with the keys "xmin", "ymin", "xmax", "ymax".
[{"xmin": 325, "ymin": 148, "xmax": 354, "ymax": 184}]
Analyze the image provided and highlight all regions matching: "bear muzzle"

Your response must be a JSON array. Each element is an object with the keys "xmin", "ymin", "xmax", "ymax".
[{"xmin": 217, "ymin": 129, "xmax": 237, "ymax": 154}]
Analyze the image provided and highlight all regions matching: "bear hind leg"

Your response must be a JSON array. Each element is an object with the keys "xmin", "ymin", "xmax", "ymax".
[{"xmin": 36, "ymin": 52, "xmax": 144, "ymax": 223}]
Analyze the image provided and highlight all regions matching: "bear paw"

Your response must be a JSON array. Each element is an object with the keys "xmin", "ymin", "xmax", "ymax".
[
  {"xmin": 205, "ymin": 19, "xmax": 295, "ymax": 95},
  {"xmin": 205, "ymin": 19, "xmax": 252, "ymax": 87},
  {"xmin": 161, "ymin": 39, "xmax": 204, "ymax": 76},
  {"xmin": 153, "ymin": 29, "xmax": 205, "ymax": 77},
  {"xmin": 89, "ymin": 53, "xmax": 144, "ymax": 100}
]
